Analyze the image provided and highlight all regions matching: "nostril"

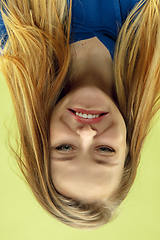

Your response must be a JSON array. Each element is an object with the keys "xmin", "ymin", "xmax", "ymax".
[
  {"xmin": 91, "ymin": 126, "xmax": 98, "ymax": 132},
  {"xmin": 76, "ymin": 125, "xmax": 97, "ymax": 137}
]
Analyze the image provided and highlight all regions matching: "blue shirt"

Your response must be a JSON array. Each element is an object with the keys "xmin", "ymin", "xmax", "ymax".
[
  {"xmin": 0, "ymin": 5, "xmax": 8, "ymax": 51},
  {"xmin": 0, "ymin": 0, "xmax": 139, "ymax": 57},
  {"xmin": 69, "ymin": 0, "xmax": 140, "ymax": 58}
]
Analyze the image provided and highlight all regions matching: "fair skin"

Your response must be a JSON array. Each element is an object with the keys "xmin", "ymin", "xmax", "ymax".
[{"xmin": 50, "ymin": 37, "xmax": 127, "ymax": 203}]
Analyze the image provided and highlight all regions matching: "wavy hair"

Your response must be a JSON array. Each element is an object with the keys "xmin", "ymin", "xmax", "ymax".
[{"xmin": 0, "ymin": 0, "xmax": 160, "ymax": 230}]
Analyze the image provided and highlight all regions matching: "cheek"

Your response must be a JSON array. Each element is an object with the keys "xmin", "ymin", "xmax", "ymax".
[{"xmin": 50, "ymin": 119, "xmax": 66, "ymax": 144}]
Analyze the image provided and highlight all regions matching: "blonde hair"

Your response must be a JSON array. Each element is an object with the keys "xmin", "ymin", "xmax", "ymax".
[{"xmin": 0, "ymin": 0, "xmax": 160, "ymax": 230}]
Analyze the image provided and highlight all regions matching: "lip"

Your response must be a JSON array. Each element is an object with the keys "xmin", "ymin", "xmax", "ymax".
[{"xmin": 68, "ymin": 108, "xmax": 108, "ymax": 124}]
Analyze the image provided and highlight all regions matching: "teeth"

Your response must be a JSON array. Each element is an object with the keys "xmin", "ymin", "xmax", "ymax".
[{"xmin": 75, "ymin": 112, "xmax": 100, "ymax": 119}]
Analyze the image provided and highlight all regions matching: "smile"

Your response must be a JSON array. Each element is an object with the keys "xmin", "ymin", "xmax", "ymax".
[{"xmin": 68, "ymin": 108, "xmax": 108, "ymax": 124}]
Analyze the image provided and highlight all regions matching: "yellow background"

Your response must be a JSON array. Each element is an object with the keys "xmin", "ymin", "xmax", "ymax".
[{"xmin": 0, "ymin": 71, "xmax": 160, "ymax": 240}]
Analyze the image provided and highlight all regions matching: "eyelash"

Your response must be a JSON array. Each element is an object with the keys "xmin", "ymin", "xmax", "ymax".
[
  {"xmin": 55, "ymin": 144, "xmax": 75, "ymax": 151},
  {"xmin": 55, "ymin": 144, "xmax": 115, "ymax": 153},
  {"xmin": 96, "ymin": 146, "xmax": 115, "ymax": 153}
]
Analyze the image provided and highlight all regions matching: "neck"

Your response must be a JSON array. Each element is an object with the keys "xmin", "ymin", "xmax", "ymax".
[{"xmin": 69, "ymin": 37, "xmax": 116, "ymax": 101}]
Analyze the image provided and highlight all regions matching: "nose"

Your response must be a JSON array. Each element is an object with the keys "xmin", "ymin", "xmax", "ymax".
[
  {"xmin": 76, "ymin": 125, "xmax": 97, "ymax": 139},
  {"xmin": 75, "ymin": 125, "xmax": 97, "ymax": 161},
  {"xmin": 76, "ymin": 125, "xmax": 97, "ymax": 151}
]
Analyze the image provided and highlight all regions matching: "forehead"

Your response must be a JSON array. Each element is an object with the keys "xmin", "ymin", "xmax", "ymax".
[{"xmin": 50, "ymin": 155, "xmax": 124, "ymax": 202}]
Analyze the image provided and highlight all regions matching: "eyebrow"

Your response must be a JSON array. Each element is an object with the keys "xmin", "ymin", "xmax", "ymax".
[
  {"xmin": 94, "ymin": 159, "xmax": 118, "ymax": 166},
  {"xmin": 51, "ymin": 156, "xmax": 75, "ymax": 161},
  {"xmin": 51, "ymin": 156, "xmax": 118, "ymax": 166}
]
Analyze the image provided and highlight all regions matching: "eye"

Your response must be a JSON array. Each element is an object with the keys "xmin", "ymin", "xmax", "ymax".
[
  {"xmin": 96, "ymin": 146, "xmax": 115, "ymax": 154},
  {"xmin": 55, "ymin": 144, "xmax": 75, "ymax": 151}
]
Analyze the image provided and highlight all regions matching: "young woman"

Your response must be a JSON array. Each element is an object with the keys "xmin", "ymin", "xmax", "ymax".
[{"xmin": 0, "ymin": 0, "xmax": 160, "ymax": 229}]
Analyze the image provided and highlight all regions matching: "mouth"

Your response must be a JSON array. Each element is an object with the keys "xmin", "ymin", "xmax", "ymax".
[{"xmin": 68, "ymin": 108, "xmax": 108, "ymax": 124}]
